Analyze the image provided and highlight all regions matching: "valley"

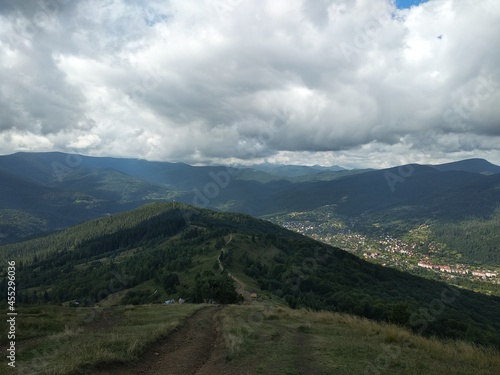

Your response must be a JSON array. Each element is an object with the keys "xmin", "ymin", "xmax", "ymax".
[
  {"xmin": 2, "ymin": 153, "xmax": 500, "ymax": 247},
  {"xmin": 1, "ymin": 153, "xmax": 499, "ymax": 374},
  {"xmin": 267, "ymin": 207, "xmax": 500, "ymax": 296},
  {"xmin": 2, "ymin": 1, "xmax": 500, "ymax": 373}
]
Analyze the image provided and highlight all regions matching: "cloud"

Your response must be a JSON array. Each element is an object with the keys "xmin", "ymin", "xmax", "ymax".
[{"xmin": 0, "ymin": 0, "xmax": 499, "ymax": 168}]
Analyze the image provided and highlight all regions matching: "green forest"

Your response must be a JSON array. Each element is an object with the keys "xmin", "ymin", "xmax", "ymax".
[
  {"xmin": 1, "ymin": 203, "xmax": 499, "ymax": 350},
  {"xmin": 430, "ymin": 210, "xmax": 500, "ymax": 265}
]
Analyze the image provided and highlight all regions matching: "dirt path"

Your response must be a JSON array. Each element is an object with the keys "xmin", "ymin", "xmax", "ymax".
[
  {"xmin": 294, "ymin": 332, "xmax": 320, "ymax": 375},
  {"xmin": 85, "ymin": 307, "xmax": 123, "ymax": 332},
  {"xmin": 219, "ymin": 234, "xmax": 252, "ymax": 302},
  {"xmin": 93, "ymin": 306, "xmax": 225, "ymax": 375}
]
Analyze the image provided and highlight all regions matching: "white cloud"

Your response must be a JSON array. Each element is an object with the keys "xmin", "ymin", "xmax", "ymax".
[{"xmin": 0, "ymin": 0, "xmax": 499, "ymax": 167}]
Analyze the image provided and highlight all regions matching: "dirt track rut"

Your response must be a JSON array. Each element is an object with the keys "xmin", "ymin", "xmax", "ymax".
[{"xmin": 93, "ymin": 306, "xmax": 224, "ymax": 375}]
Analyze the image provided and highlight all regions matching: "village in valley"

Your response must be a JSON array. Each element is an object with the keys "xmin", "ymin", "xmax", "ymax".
[{"xmin": 268, "ymin": 208, "xmax": 500, "ymax": 295}]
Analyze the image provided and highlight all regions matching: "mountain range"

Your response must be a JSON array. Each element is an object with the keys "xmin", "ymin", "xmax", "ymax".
[
  {"xmin": 1, "ymin": 153, "xmax": 500, "ymax": 371},
  {"xmin": 0, "ymin": 152, "xmax": 499, "ymax": 246}
]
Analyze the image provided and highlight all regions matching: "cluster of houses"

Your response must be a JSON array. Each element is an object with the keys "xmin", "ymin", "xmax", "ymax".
[
  {"xmin": 276, "ymin": 216, "xmax": 500, "ymax": 286},
  {"xmin": 381, "ymin": 236, "xmax": 416, "ymax": 256},
  {"xmin": 471, "ymin": 270, "xmax": 498, "ymax": 278},
  {"xmin": 417, "ymin": 262, "xmax": 497, "ymax": 279},
  {"xmin": 281, "ymin": 220, "xmax": 316, "ymax": 235}
]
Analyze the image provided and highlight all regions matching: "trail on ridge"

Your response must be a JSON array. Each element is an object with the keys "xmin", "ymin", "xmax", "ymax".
[{"xmin": 92, "ymin": 306, "xmax": 228, "ymax": 375}]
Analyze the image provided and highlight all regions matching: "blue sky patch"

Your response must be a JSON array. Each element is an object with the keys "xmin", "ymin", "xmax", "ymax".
[{"xmin": 396, "ymin": 0, "xmax": 429, "ymax": 9}]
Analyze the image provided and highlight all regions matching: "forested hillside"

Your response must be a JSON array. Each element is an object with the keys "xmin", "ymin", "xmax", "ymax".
[
  {"xmin": 1, "ymin": 203, "xmax": 499, "ymax": 349},
  {"xmin": 2, "ymin": 152, "xmax": 499, "ymax": 244},
  {"xmin": 430, "ymin": 211, "xmax": 500, "ymax": 265}
]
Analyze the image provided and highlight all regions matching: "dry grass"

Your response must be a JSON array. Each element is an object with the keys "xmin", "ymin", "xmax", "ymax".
[
  {"xmin": 223, "ymin": 331, "xmax": 245, "ymax": 358},
  {"xmin": 15, "ymin": 304, "xmax": 205, "ymax": 375},
  {"xmin": 15, "ymin": 302, "xmax": 500, "ymax": 375},
  {"xmin": 220, "ymin": 306, "xmax": 257, "ymax": 359},
  {"xmin": 219, "ymin": 304, "xmax": 500, "ymax": 374},
  {"xmin": 301, "ymin": 308, "xmax": 500, "ymax": 373}
]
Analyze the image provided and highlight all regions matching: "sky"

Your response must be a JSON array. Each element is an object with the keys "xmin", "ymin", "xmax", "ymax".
[
  {"xmin": 0, "ymin": 0, "xmax": 499, "ymax": 169},
  {"xmin": 396, "ymin": 0, "xmax": 429, "ymax": 9}
]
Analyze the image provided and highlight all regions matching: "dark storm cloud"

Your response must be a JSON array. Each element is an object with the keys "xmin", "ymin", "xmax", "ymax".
[{"xmin": 0, "ymin": 0, "xmax": 499, "ymax": 167}]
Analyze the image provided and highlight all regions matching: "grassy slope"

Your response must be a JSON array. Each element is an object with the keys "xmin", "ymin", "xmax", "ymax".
[
  {"xmin": 220, "ymin": 303, "xmax": 500, "ymax": 375},
  {"xmin": 4, "ymin": 304, "xmax": 205, "ymax": 375},
  {"xmin": 4, "ymin": 302, "xmax": 500, "ymax": 375}
]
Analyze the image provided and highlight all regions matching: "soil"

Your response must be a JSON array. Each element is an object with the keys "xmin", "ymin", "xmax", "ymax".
[
  {"xmin": 85, "ymin": 307, "xmax": 123, "ymax": 332},
  {"xmin": 83, "ymin": 234, "xmax": 304, "ymax": 374},
  {"xmin": 91, "ymin": 305, "xmax": 238, "ymax": 375},
  {"xmin": 295, "ymin": 332, "xmax": 320, "ymax": 375}
]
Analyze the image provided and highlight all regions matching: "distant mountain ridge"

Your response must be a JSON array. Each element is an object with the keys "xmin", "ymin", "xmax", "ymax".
[
  {"xmin": 249, "ymin": 163, "xmax": 347, "ymax": 177},
  {"xmin": 430, "ymin": 158, "xmax": 500, "ymax": 175},
  {"xmin": 0, "ymin": 152, "xmax": 499, "ymax": 244}
]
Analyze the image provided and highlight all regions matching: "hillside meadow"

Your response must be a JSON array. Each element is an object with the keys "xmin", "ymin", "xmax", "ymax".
[{"xmin": 1, "ymin": 301, "xmax": 499, "ymax": 375}]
